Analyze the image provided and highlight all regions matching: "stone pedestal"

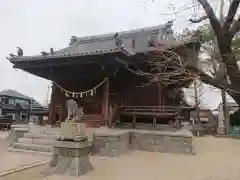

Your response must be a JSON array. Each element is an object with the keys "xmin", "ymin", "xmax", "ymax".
[
  {"xmin": 47, "ymin": 141, "xmax": 93, "ymax": 176},
  {"xmin": 45, "ymin": 121, "xmax": 93, "ymax": 176},
  {"xmin": 57, "ymin": 121, "xmax": 87, "ymax": 141}
]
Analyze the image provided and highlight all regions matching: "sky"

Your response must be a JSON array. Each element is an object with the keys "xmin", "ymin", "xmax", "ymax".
[{"xmin": 0, "ymin": 0, "xmax": 229, "ymax": 108}]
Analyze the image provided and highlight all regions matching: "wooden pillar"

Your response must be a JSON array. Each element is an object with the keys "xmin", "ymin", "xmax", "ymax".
[
  {"xmin": 133, "ymin": 116, "xmax": 136, "ymax": 128},
  {"xmin": 59, "ymin": 104, "xmax": 63, "ymax": 122},
  {"xmin": 103, "ymin": 78, "xmax": 109, "ymax": 126},
  {"xmin": 48, "ymin": 104, "xmax": 55, "ymax": 125},
  {"xmin": 48, "ymin": 83, "xmax": 57, "ymax": 125},
  {"xmin": 176, "ymin": 117, "xmax": 180, "ymax": 129},
  {"xmin": 153, "ymin": 116, "xmax": 156, "ymax": 129},
  {"xmin": 158, "ymin": 84, "xmax": 162, "ymax": 107}
]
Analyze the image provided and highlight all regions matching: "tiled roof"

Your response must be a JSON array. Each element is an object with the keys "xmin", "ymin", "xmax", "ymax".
[
  {"xmin": 0, "ymin": 89, "xmax": 43, "ymax": 108},
  {"xmin": 0, "ymin": 89, "xmax": 32, "ymax": 100},
  {"xmin": 8, "ymin": 22, "xmax": 181, "ymax": 62}
]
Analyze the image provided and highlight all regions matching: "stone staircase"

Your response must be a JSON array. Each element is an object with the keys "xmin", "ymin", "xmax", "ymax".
[
  {"xmin": 8, "ymin": 128, "xmax": 59, "ymax": 155},
  {"xmin": 8, "ymin": 122, "xmax": 99, "ymax": 155},
  {"xmin": 85, "ymin": 114, "xmax": 102, "ymax": 128}
]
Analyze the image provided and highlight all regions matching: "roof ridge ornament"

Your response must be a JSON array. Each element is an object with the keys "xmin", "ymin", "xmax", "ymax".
[
  {"xmin": 17, "ymin": 47, "xmax": 23, "ymax": 56},
  {"xmin": 114, "ymin": 32, "xmax": 135, "ymax": 56},
  {"xmin": 50, "ymin": 48, "xmax": 54, "ymax": 55},
  {"xmin": 9, "ymin": 53, "xmax": 16, "ymax": 57},
  {"xmin": 41, "ymin": 51, "xmax": 48, "ymax": 56},
  {"xmin": 113, "ymin": 33, "xmax": 123, "ymax": 49},
  {"xmin": 69, "ymin": 36, "xmax": 77, "ymax": 45},
  {"xmin": 163, "ymin": 20, "xmax": 174, "ymax": 31}
]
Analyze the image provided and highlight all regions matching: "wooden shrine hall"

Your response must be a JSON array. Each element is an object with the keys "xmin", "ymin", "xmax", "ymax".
[{"xmin": 8, "ymin": 22, "xmax": 200, "ymax": 129}]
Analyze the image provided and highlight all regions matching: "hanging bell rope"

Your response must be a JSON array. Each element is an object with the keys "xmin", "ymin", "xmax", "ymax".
[{"xmin": 52, "ymin": 77, "xmax": 108, "ymax": 98}]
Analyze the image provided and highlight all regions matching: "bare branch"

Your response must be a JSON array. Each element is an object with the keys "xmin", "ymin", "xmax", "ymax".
[
  {"xmin": 223, "ymin": 0, "xmax": 240, "ymax": 32},
  {"xmin": 196, "ymin": 0, "xmax": 222, "ymax": 37},
  {"xmin": 230, "ymin": 16, "xmax": 240, "ymax": 37},
  {"xmin": 189, "ymin": 15, "xmax": 208, "ymax": 23},
  {"xmin": 187, "ymin": 66, "xmax": 233, "ymax": 93}
]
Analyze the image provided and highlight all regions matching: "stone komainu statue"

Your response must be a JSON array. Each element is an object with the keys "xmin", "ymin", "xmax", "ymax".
[{"xmin": 66, "ymin": 99, "xmax": 84, "ymax": 122}]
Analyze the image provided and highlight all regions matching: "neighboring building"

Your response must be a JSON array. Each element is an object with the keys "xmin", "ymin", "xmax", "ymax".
[
  {"xmin": 8, "ymin": 22, "xmax": 200, "ymax": 128},
  {"xmin": 217, "ymin": 102, "xmax": 239, "ymax": 135},
  {"xmin": 190, "ymin": 109, "xmax": 216, "ymax": 125},
  {"xmin": 189, "ymin": 108, "xmax": 217, "ymax": 135},
  {"xmin": 0, "ymin": 89, "xmax": 47, "ymax": 123}
]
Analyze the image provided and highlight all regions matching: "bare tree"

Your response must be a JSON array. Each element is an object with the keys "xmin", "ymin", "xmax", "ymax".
[
  {"xmin": 193, "ymin": 77, "xmax": 203, "ymax": 136},
  {"xmin": 187, "ymin": 0, "xmax": 240, "ymax": 106},
  {"xmin": 188, "ymin": 0, "xmax": 232, "ymax": 134}
]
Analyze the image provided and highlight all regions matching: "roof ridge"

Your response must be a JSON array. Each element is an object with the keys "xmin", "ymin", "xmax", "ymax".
[
  {"xmin": 73, "ymin": 23, "xmax": 172, "ymax": 45},
  {"xmin": 0, "ymin": 89, "xmax": 33, "ymax": 100}
]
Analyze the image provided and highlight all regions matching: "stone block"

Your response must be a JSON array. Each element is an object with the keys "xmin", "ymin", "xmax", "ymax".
[
  {"xmin": 46, "ymin": 141, "xmax": 93, "ymax": 176},
  {"xmin": 24, "ymin": 133, "xmax": 57, "ymax": 140},
  {"xmin": 93, "ymin": 132, "xmax": 130, "ymax": 157},
  {"xmin": 12, "ymin": 142, "xmax": 53, "ymax": 152},
  {"xmin": 130, "ymin": 130, "xmax": 194, "ymax": 155},
  {"xmin": 7, "ymin": 128, "xmax": 29, "ymax": 147},
  {"xmin": 18, "ymin": 138, "xmax": 54, "ymax": 146},
  {"xmin": 60, "ymin": 122, "xmax": 86, "ymax": 139}
]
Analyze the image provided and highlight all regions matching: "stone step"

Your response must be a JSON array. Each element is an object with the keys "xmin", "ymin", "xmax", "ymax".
[
  {"xmin": 86, "ymin": 120, "xmax": 101, "ymax": 128},
  {"xmin": 87, "ymin": 124, "xmax": 101, "ymax": 128},
  {"xmin": 18, "ymin": 138, "xmax": 54, "ymax": 146},
  {"xmin": 12, "ymin": 142, "xmax": 53, "ymax": 153},
  {"xmin": 8, "ymin": 147, "xmax": 52, "ymax": 156},
  {"xmin": 29, "ymin": 128, "xmax": 60, "ymax": 135},
  {"xmin": 23, "ymin": 133, "xmax": 57, "ymax": 140}
]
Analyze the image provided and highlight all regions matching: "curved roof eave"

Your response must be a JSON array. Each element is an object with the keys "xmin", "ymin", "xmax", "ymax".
[{"xmin": 8, "ymin": 22, "xmax": 201, "ymax": 64}]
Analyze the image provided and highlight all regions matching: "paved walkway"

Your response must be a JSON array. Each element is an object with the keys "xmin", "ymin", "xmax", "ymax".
[
  {"xmin": 1, "ymin": 136, "xmax": 240, "ymax": 180},
  {"xmin": 0, "ymin": 131, "xmax": 9, "ymax": 140},
  {"xmin": 0, "ymin": 139, "xmax": 49, "ymax": 174}
]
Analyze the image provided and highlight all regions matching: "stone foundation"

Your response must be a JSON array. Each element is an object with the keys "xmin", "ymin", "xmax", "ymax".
[
  {"xmin": 131, "ymin": 130, "xmax": 194, "ymax": 154},
  {"xmin": 9, "ymin": 125, "xmax": 194, "ymax": 156},
  {"xmin": 92, "ymin": 131, "xmax": 130, "ymax": 157},
  {"xmin": 92, "ymin": 129, "xmax": 194, "ymax": 156},
  {"xmin": 46, "ymin": 141, "xmax": 93, "ymax": 176}
]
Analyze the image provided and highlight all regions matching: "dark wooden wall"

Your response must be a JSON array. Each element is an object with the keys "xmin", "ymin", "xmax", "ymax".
[{"xmin": 48, "ymin": 63, "xmax": 182, "ymax": 125}]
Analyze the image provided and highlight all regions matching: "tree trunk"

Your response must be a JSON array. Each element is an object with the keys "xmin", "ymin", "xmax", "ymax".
[
  {"xmin": 193, "ymin": 78, "xmax": 201, "ymax": 137},
  {"xmin": 228, "ymin": 91, "xmax": 240, "ymax": 105},
  {"xmin": 218, "ymin": 40, "xmax": 240, "ymax": 86}
]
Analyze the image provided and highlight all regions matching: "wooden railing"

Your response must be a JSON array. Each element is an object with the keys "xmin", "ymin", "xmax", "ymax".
[
  {"xmin": 118, "ymin": 105, "xmax": 193, "ymax": 110},
  {"xmin": 116, "ymin": 106, "xmax": 188, "ymax": 129},
  {"xmin": 123, "ymin": 107, "xmax": 177, "ymax": 116},
  {"xmin": 120, "ymin": 106, "xmax": 180, "ymax": 116}
]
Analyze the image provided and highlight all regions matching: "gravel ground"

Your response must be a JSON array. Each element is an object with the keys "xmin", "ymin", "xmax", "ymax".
[{"xmin": 1, "ymin": 136, "xmax": 240, "ymax": 180}]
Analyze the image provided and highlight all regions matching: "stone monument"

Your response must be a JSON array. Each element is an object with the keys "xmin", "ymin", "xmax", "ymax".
[{"xmin": 46, "ymin": 98, "xmax": 93, "ymax": 176}]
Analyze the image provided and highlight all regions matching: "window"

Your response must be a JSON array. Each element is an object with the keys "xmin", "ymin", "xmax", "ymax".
[
  {"xmin": 9, "ymin": 99, "xmax": 15, "ymax": 105},
  {"xmin": 3, "ymin": 97, "xmax": 8, "ymax": 104}
]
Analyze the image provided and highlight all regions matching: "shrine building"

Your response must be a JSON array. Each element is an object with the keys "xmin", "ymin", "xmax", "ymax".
[{"xmin": 8, "ymin": 22, "xmax": 200, "ymax": 129}]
